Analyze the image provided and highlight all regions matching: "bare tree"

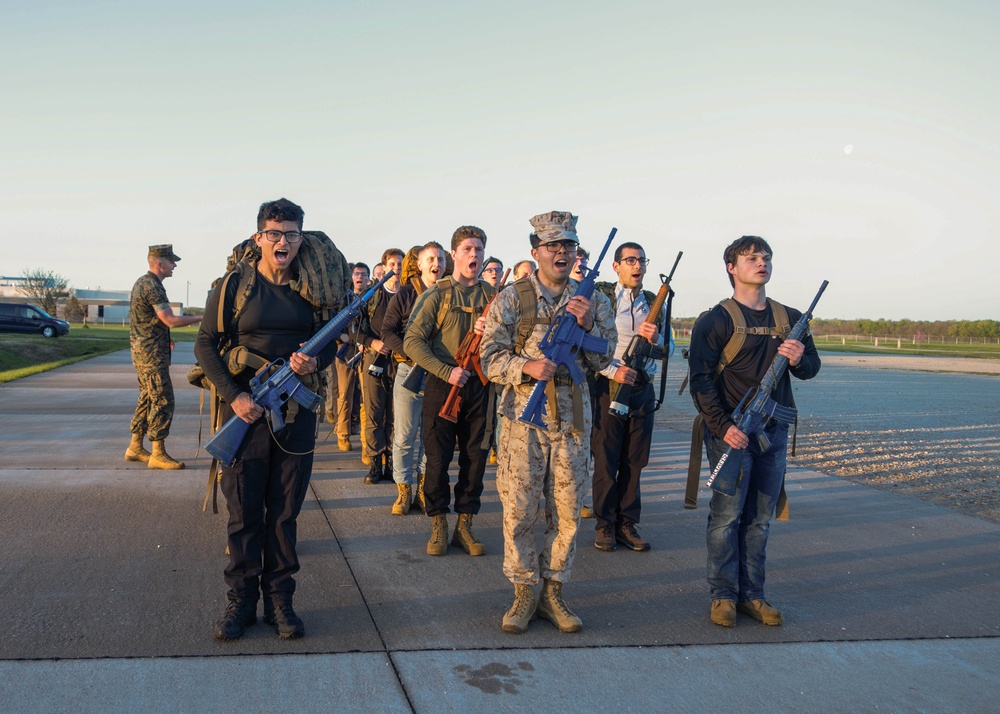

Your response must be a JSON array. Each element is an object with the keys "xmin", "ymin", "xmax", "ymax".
[{"xmin": 16, "ymin": 269, "xmax": 70, "ymax": 316}]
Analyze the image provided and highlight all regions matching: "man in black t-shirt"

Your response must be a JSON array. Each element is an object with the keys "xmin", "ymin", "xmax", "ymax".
[
  {"xmin": 689, "ymin": 235, "xmax": 820, "ymax": 628},
  {"xmin": 195, "ymin": 198, "xmax": 338, "ymax": 642}
]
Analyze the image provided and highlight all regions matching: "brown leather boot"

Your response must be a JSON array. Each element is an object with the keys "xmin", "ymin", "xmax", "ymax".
[
  {"xmin": 124, "ymin": 433, "xmax": 151, "ymax": 463},
  {"xmin": 537, "ymin": 579, "xmax": 582, "ymax": 633},
  {"xmin": 392, "ymin": 484, "xmax": 412, "ymax": 516},
  {"xmin": 413, "ymin": 471, "xmax": 426, "ymax": 513},
  {"xmin": 148, "ymin": 440, "xmax": 185, "ymax": 470},
  {"xmin": 451, "ymin": 513, "xmax": 485, "ymax": 556},
  {"xmin": 426, "ymin": 515, "xmax": 449, "ymax": 556}
]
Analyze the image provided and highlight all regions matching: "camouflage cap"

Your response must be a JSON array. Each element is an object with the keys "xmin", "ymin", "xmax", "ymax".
[
  {"xmin": 149, "ymin": 244, "xmax": 181, "ymax": 262},
  {"xmin": 529, "ymin": 211, "xmax": 578, "ymax": 245}
]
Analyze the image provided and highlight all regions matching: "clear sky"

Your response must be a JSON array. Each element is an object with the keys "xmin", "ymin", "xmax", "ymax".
[{"xmin": 2, "ymin": 0, "xmax": 997, "ymax": 320}]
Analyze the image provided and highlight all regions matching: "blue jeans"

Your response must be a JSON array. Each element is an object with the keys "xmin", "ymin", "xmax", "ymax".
[
  {"xmin": 705, "ymin": 421, "xmax": 787, "ymax": 602},
  {"xmin": 391, "ymin": 362, "xmax": 426, "ymax": 485}
]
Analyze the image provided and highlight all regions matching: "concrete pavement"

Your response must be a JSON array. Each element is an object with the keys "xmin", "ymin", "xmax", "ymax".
[{"xmin": 1, "ymin": 345, "xmax": 998, "ymax": 712}]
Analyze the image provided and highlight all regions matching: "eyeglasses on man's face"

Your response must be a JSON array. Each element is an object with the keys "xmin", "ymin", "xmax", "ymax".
[
  {"xmin": 481, "ymin": 266, "xmax": 503, "ymax": 274},
  {"xmin": 258, "ymin": 230, "xmax": 303, "ymax": 244},
  {"xmin": 618, "ymin": 256, "xmax": 650, "ymax": 267},
  {"xmin": 541, "ymin": 240, "xmax": 578, "ymax": 254}
]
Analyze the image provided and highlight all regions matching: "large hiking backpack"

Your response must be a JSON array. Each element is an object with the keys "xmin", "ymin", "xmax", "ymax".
[{"xmin": 193, "ymin": 230, "xmax": 351, "ymax": 512}]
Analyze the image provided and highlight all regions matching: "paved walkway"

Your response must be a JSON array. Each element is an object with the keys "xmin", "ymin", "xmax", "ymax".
[{"xmin": 1, "ymin": 346, "xmax": 998, "ymax": 712}]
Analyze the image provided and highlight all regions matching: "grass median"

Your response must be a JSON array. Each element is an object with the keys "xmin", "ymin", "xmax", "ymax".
[{"xmin": 0, "ymin": 325, "xmax": 200, "ymax": 384}]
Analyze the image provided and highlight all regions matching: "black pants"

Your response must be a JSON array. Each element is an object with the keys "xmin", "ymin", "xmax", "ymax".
[
  {"xmin": 220, "ymin": 403, "xmax": 316, "ymax": 603},
  {"xmin": 591, "ymin": 377, "xmax": 655, "ymax": 531},
  {"xmin": 421, "ymin": 373, "xmax": 488, "ymax": 517},
  {"xmin": 362, "ymin": 351, "xmax": 395, "ymax": 457}
]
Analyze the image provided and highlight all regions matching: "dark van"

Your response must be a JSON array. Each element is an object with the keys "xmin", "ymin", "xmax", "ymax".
[{"xmin": 0, "ymin": 303, "xmax": 71, "ymax": 338}]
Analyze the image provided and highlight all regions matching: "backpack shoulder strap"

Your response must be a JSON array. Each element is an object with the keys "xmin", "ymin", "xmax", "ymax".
[
  {"xmin": 767, "ymin": 298, "xmax": 791, "ymax": 338},
  {"xmin": 513, "ymin": 277, "xmax": 540, "ymax": 355},
  {"xmin": 716, "ymin": 298, "xmax": 746, "ymax": 377},
  {"xmin": 434, "ymin": 276, "xmax": 455, "ymax": 327}
]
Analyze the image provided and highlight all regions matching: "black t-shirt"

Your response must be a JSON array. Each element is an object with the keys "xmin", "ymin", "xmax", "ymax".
[
  {"xmin": 689, "ymin": 300, "xmax": 821, "ymax": 439},
  {"xmin": 195, "ymin": 270, "xmax": 337, "ymax": 404}
]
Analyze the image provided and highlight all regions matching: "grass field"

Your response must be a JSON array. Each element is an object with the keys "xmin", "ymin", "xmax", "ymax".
[
  {"xmin": 0, "ymin": 325, "xmax": 200, "ymax": 383},
  {"xmin": 671, "ymin": 334, "xmax": 1000, "ymax": 360}
]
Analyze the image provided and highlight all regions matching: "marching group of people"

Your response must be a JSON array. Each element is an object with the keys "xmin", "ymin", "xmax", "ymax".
[{"xmin": 126, "ymin": 197, "xmax": 820, "ymax": 642}]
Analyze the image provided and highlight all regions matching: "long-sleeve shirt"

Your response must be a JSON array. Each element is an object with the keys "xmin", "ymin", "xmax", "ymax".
[
  {"xmin": 381, "ymin": 281, "xmax": 422, "ymax": 361},
  {"xmin": 688, "ymin": 299, "xmax": 821, "ymax": 439},
  {"xmin": 404, "ymin": 278, "xmax": 493, "ymax": 382},
  {"xmin": 599, "ymin": 282, "xmax": 673, "ymax": 381}
]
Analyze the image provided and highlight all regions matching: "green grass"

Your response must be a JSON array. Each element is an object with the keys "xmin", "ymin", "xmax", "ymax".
[
  {"xmin": 811, "ymin": 336, "xmax": 1000, "ymax": 359},
  {"xmin": 0, "ymin": 325, "xmax": 200, "ymax": 383}
]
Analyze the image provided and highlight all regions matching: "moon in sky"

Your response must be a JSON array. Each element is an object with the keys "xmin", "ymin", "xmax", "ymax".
[{"xmin": 844, "ymin": 144, "xmax": 854, "ymax": 155}]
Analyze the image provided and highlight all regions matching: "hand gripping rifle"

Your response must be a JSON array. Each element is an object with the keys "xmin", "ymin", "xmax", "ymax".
[
  {"xmin": 705, "ymin": 280, "xmax": 828, "ymax": 496},
  {"xmin": 518, "ymin": 228, "xmax": 616, "ymax": 429},
  {"xmin": 205, "ymin": 271, "xmax": 397, "ymax": 467},
  {"xmin": 609, "ymin": 251, "xmax": 682, "ymax": 418},
  {"xmin": 439, "ymin": 268, "xmax": 511, "ymax": 422}
]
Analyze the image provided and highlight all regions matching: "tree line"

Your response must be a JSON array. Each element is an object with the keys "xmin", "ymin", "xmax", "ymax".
[{"xmin": 674, "ymin": 316, "xmax": 1000, "ymax": 339}]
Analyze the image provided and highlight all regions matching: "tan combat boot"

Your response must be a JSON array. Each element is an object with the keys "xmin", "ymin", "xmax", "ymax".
[
  {"xmin": 537, "ymin": 578, "xmax": 582, "ymax": 633},
  {"xmin": 426, "ymin": 515, "xmax": 449, "ymax": 556},
  {"xmin": 148, "ymin": 440, "xmax": 185, "ymax": 470},
  {"xmin": 451, "ymin": 513, "xmax": 485, "ymax": 556},
  {"xmin": 501, "ymin": 583, "xmax": 537, "ymax": 634},
  {"xmin": 124, "ymin": 433, "xmax": 151, "ymax": 463},
  {"xmin": 412, "ymin": 472, "xmax": 426, "ymax": 513},
  {"xmin": 392, "ymin": 484, "xmax": 412, "ymax": 516}
]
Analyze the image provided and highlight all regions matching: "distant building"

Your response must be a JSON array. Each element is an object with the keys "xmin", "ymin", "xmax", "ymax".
[{"xmin": 0, "ymin": 277, "xmax": 185, "ymax": 323}]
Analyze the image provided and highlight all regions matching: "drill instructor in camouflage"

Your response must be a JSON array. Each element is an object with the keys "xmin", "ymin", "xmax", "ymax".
[
  {"xmin": 480, "ymin": 211, "xmax": 616, "ymax": 634},
  {"xmin": 126, "ymin": 244, "xmax": 202, "ymax": 469}
]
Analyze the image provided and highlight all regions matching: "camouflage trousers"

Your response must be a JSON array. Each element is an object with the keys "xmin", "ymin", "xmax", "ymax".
[
  {"xmin": 495, "ymin": 416, "xmax": 588, "ymax": 586},
  {"xmin": 130, "ymin": 364, "xmax": 174, "ymax": 441}
]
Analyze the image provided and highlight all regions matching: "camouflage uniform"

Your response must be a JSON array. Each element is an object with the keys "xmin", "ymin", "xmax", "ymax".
[
  {"xmin": 129, "ymin": 271, "xmax": 173, "ymax": 441},
  {"xmin": 480, "ymin": 273, "xmax": 616, "ymax": 585}
]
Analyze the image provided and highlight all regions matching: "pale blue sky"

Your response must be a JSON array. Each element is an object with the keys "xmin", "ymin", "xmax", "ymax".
[{"xmin": 2, "ymin": 0, "xmax": 997, "ymax": 319}]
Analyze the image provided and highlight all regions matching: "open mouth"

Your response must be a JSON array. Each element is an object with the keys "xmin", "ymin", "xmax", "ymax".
[
  {"xmin": 554, "ymin": 257, "xmax": 570, "ymax": 270},
  {"xmin": 469, "ymin": 262, "xmax": 479, "ymax": 274},
  {"xmin": 275, "ymin": 248, "xmax": 290, "ymax": 264}
]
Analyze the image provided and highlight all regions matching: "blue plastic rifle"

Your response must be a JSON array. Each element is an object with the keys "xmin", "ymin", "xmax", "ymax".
[
  {"xmin": 705, "ymin": 280, "xmax": 829, "ymax": 496},
  {"xmin": 205, "ymin": 270, "xmax": 396, "ymax": 467},
  {"xmin": 517, "ymin": 227, "xmax": 616, "ymax": 429}
]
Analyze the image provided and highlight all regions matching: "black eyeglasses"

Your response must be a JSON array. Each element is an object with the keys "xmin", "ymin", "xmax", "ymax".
[
  {"xmin": 481, "ymin": 267, "xmax": 503, "ymax": 273},
  {"xmin": 541, "ymin": 240, "xmax": 578, "ymax": 254},
  {"xmin": 618, "ymin": 256, "xmax": 650, "ymax": 267},
  {"xmin": 258, "ymin": 230, "xmax": 303, "ymax": 244}
]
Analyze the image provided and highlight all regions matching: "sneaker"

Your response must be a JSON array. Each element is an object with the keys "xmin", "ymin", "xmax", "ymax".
[
  {"xmin": 615, "ymin": 522, "xmax": 650, "ymax": 552},
  {"xmin": 264, "ymin": 601, "xmax": 305, "ymax": 639},
  {"xmin": 710, "ymin": 599, "xmax": 737, "ymax": 628},
  {"xmin": 737, "ymin": 599, "xmax": 783, "ymax": 626},
  {"xmin": 214, "ymin": 598, "xmax": 257, "ymax": 641},
  {"xmin": 580, "ymin": 503, "xmax": 594, "ymax": 519},
  {"xmin": 594, "ymin": 525, "xmax": 616, "ymax": 552}
]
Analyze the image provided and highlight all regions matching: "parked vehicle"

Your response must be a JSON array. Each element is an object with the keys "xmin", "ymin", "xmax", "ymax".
[{"xmin": 0, "ymin": 303, "xmax": 71, "ymax": 338}]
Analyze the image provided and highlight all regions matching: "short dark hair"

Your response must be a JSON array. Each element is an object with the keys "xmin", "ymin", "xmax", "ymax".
[
  {"xmin": 614, "ymin": 242, "xmax": 644, "ymax": 262},
  {"xmin": 724, "ymin": 235, "xmax": 773, "ymax": 287},
  {"xmin": 422, "ymin": 241, "xmax": 445, "ymax": 254},
  {"xmin": 452, "ymin": 226, "xmax": 487, "ymax": 251},
  {"xmin": 529, "ymin": 232, "xmax": 541, "ymax": 249},
  {"xmin": 353, "ymin": 262, "xmax": 370, "ymax": 274},
  {"xmin": 381, "ymin": 248, "xmax": 405, "ymax": 266},
  {"xmin": 257, "ymin": 198, "xmax": 304, "ymax": 230},
  {"xmin": 575, "ymin": 247, "xmax": 590, "ymax": 261}
]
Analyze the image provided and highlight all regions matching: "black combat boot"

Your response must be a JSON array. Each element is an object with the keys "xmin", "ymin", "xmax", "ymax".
[
  {"xmin": 264, "ymin": 598, "xmax": 305, "ymax": 639},
  {"xmin": 364, "ymin": 456, "xmax": 383, "ymax": 484},
  {"xmin": 214, "ymin": 598, "xmax": 257, "ymax": 641}
]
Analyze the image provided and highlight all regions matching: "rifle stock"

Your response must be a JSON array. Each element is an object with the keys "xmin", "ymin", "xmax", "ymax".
[
  {"xmin": 518, "ymin": 229, "xmax": 616, "ymax": 429},
  {"xmin": 705, "ymin": 280, "xmax": 828, "ymax": 496},
  {"xmin": 205, "ymin": 270, "xmax": 396, "ymax": 467},
  {"xmin": 438, "ymin": 269, "xmax": 510, "ymax": 422}
]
